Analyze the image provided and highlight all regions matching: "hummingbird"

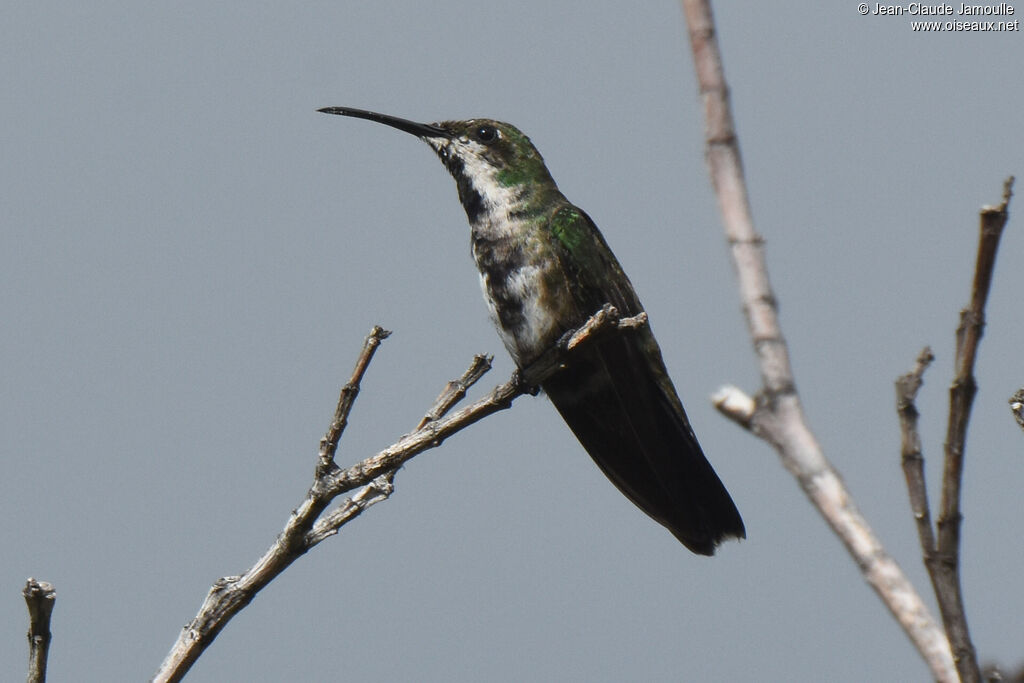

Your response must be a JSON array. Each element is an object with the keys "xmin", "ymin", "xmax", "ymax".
[{"xmin": 318, "ymin": 107, "xmax": 744, "ymax": 555}]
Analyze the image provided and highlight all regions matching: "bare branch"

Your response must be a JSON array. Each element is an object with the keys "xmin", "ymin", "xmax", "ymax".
[
  {"xmin": 921, "ymin": 177, "xmax": 1014, "ymax": 683},
  {"xmin": 23, "ymin": 578, "xmax": 55, "ymax": 683},
  {"xmin": 307, "ymin": 352, "xmax": 500, "ymax": 547},
  {"xmin": 318, "ymin": 325, "xmax": 391, "ymax": 474},
  {"xmin": 417, "ymin": 354, "xmax": 493, "ymax": 430},
  {"xmin": 939, "ymin": 178, "xmax": 1014, "ymax": 550},
  {"xmin": 153, "ymin": 307, "xmax": 647, "ymax": 682},
  {"xmin": 306, "ymin": 474, "xmax": 396, "ymax": 546},
  {"xmin": 319, "ymin": 307, "xmax": 645, "ymax": 499},
  {"xmin": 896, "ymin": 347, "xmax": 937, "ymax": 555},
  {"xmin": 680, "ymin": 0, "xmax": 956, "ymax": 679}
]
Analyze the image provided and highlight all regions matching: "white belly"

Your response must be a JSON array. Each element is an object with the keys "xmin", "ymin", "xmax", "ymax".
[{"xmin": 478, "ymin": 263, "xmax": 563, "ymax": 365}]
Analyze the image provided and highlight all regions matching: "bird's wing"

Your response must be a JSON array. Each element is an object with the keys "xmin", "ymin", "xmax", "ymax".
[{"xmin": 541, "ymin": 205, "xmax": 744, "ymax": 554}]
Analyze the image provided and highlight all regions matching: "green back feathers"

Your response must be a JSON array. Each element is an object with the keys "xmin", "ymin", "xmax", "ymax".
[{"xmin": 549, "ymin": 206, "xmax": 588, "ymax": 253}]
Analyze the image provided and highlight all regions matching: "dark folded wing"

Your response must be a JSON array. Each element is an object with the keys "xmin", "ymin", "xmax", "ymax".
[{"xmin": 542, "ymin": 205, "xmax": 745, "ymax": 553}]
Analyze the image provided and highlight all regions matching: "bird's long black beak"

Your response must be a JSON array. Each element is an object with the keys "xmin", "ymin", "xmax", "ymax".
[{"xmin": 317, "ymin": 107, "xmax": 451, "ymax": 139}]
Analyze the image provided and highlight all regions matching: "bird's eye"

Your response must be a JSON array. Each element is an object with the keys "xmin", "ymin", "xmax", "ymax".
[{"xmin": 475, "ymin": 125, "xmax": 498, "ymax": 144}]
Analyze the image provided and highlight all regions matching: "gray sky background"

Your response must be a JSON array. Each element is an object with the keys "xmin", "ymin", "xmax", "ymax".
[{"xmin": 2, "ymin": 3, "xmax": 1021, "ymax": 681}]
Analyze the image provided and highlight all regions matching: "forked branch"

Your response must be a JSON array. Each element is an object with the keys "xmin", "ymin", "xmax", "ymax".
[
  {"xmin": 681, "ymin": 0, "xmax": 956, "ymax": 679},
  {"xmin": 896, "ymin": 177, "xmax": 1014, "ymax": 683},
  {"xmin": 152, "ymin": 305, "xmax": 646, "ymax": 683}
]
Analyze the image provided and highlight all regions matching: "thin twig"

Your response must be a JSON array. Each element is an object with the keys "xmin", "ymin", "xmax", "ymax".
[
  {"xmin": 152, "ymin": 308, "xmax": 647, "ymax": 683},
  {"xmin": 311, "ymin": 352, "xmax": 495, "ymax": 548},
  {"xmin": 318, "ymin": 325, "xmax": 391, "ymax": 474},
  {"xmin": 318, "ymin": 308, "xmax": 644, "ymax": 498},
  {"xmin": 680, "ymin": 0, "xmax": 957, "ymax": 679},
  {"xmin": 927, "ymin": 177, "xmax": 1013, "ymax": 683},
  {"xmin": 417, "ymin": 354, "xmax": 493, "ymax": 430},
  {"xmin": 23, "ymin": 578, "xmax": 56, "ymax": 683},
  {"xmin": 310, "ymin": 352, "xmax": 496, "ymax": 547},
  {"xmin": 896, "ymin": 347, "xmax": 937, "ymax": 555}
]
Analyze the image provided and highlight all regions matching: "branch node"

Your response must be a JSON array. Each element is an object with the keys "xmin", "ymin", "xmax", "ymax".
[
  {"xmin": 711, "ymin": 384, "xmax": 756, "ymax": 429},
  {"xmin": 24, "ymin": 578, "xmax": 56, "ymax": 683},
  {"xmin": 417, "ymin": 354, "xmax": 494, "ymax": 429}
]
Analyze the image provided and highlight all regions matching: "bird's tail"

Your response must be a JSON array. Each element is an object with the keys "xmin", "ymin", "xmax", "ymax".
[{"xmin": 542, "ymin": 330, "xmax": 744, "ymax": 555}]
